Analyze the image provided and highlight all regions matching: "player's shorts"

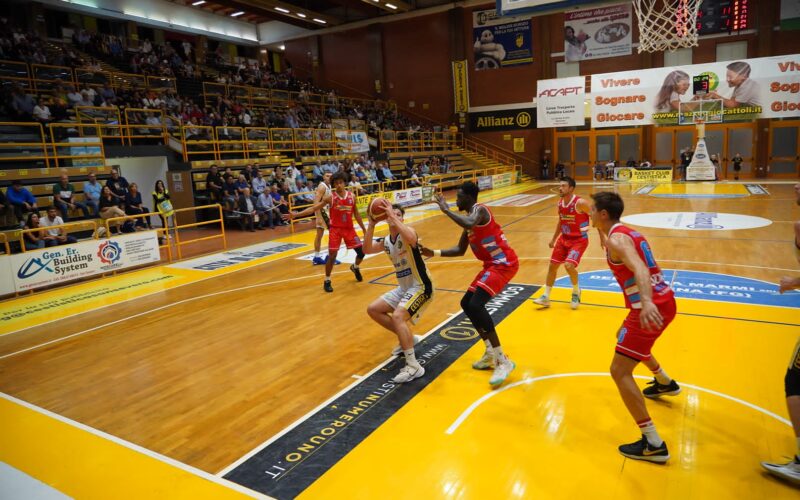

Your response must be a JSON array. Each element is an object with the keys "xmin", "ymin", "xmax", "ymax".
[
  {"xmin": 381, "ymin": 285, "xmax": 432, "ymax": 325},
  {"xmin": 328, "ymin": 226, "xmax": 361, "ymax": 251},
  {"xmin": 468, "ymin": 261, "xmax": 519, "ymax": 297},
  {"xmin": 315, "ymin": 209, "xmax": 329, "ymax": 230},
  {"xmin": 785, "ymin": 337, "xmax": 800, "ymax": 397},
  {"xmin": 615, "ymin": 297, "xmax": 677, "ymax": 362},
  {"xmin": 551, "ymin": 236, "xmax": 589, "ymax": 267}
]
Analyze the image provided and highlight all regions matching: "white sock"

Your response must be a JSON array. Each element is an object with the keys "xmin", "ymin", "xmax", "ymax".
[
  {"xmin": 651, "ymin": 365, "xmax": 672, "ymax": 385},
  {"xmin": 543, "ymin": 286, "xmax": 552, "ymax": 298},
  {"xmin": 314, "ymin": 252, "xmax": 320, "ymax": 258},
  {"xmin": 404, "ymin": 348, "xmax": 419, "ymax": 367},
  {"xmin": 638, "ymin": 419, "xmax": 663, "ymax": 447},
  {"xmin": 483, "ymin": 339, "xmax": 493, "ymax": 353},
  {"xmin": 324, "ymin": 277, "xmax": 331, "ymax": 282},
  {"xmin": 572, "ymin": 284, "xmax": 580, "ymax": 293},
  {"xmin": 492, "ymin": 345, "xmax": 506, "ymax": 362}
]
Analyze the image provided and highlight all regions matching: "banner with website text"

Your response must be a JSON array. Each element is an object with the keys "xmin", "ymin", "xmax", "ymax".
[
  {"xmin": 9, "ymin": 232, "xmax": 161, "ymax": 292},
  {"xmin": 590, "ymin": 55, "xmax": 800, "ymax": 128}
]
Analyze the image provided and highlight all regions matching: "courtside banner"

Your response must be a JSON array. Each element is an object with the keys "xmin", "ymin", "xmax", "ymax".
[
  {"xmin": 536, "ymin": 76, "xmax": 586, "ymax": 128},
  {"xmin": 224, "ymin": 284, "xmax": 537, "ymax": 499},
  {"xmin": 629, "ymin": 168, "xmax": 672, "ymax": 183},
  {"xmin": 0, "ymin": 257, "xmax": 14, "ymax": 296},
  {"xmin": 452, "ymin": 60, "xmax": 469, "ymax": 112},
  {"xmin": 492, "ymin": 172, "xmax": 517, "ymax": 188},
  {"xmin": 590, "ymin": 54, "xmax": 800, "ymax": 128},
  {"xmin": 10, "ymin": 232, "xmax": 160, "ymax": 291},
  {"xmin": 477, "ymin": 175, "xmax": 493, "ymax": 190}
]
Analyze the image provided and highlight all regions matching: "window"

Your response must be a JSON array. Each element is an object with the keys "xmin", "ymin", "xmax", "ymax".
[
  {"xmin": 716, "ymin": 41, "xmax": 747, "ymax": 62},
  {"xmin": 664, "ymin": 47, "xmax": 692, "ymax": 67},
  {"xmin": 556, "ymin": 61, "xmax": 580, "ymax": 78}
]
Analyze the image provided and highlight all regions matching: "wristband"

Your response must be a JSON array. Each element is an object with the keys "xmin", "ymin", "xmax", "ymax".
[{"xmin": 433, "ymin": 250, "xmax": 442, "ymax": 257}]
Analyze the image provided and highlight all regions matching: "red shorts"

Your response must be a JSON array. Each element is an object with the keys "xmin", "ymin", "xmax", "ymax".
[
  {"xmin": 468, "ymin": 262, "xmax": 519, "ymax": 297},
  {"xmin": 328, "ymin": 226, "xmax": 362, "ymax": 251},
  {"xmin": 615, "ymin": 297, "xmax": 677, "ymax": 362},
  {"xmin": 551, "ymin": 236, "xmax": 589, "ymax": 267}
]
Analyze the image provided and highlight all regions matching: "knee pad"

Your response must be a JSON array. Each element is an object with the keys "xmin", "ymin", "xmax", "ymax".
[
  {"xmin": 354, "ymin": 246, "xmax": 365, "ymax": 259},
  {"xmin": 785, "ymin": 367, "xmax": 800, "ymax": 397}
]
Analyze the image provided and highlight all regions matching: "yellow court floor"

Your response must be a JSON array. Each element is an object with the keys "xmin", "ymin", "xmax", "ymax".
[{"xmin": 302, "ymin": 288, "xmax": 799, "ymax": 500}]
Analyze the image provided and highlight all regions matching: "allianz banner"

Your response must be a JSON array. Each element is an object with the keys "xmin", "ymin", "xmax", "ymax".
[
  {"xmin": 590, "ymin": 55, "xmax": 800, "ymax": 128},
  {"xmin": 10, "ymin": 232, "xmax": 160, "ymax": 292},
  {"xmin": 469, "ymin": 108, "xmax": 536, "ymax": 132}
]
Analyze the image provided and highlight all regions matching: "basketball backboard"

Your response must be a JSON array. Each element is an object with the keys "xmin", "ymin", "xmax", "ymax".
[{"xmin": 679, "ymin": 99, "xmax": 723, "ymax": 125}]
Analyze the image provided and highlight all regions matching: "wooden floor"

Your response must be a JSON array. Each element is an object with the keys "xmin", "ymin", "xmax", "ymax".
[{"xmin": 1, "ymin": 180, "xmax": 798, "ymax": 498}]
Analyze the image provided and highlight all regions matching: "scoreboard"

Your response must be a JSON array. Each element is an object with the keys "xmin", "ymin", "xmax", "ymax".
[
  {"xmin": 696, "ymin": 0, "xmax": 750, "ymax": 35},
  {"xmin": 693, "ymin": 74, "xmax": 710, "ymax": 96}
]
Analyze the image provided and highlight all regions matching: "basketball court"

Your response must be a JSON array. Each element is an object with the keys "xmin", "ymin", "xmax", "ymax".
[{"xmin": 1, "ymin": 179, "xmax": 798, "ymax": 499}]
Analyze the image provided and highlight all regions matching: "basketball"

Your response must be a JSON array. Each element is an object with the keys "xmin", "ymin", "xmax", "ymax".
[{"xmin": 368, "ymin": 197, "xmax": 390, "ymax": 221}]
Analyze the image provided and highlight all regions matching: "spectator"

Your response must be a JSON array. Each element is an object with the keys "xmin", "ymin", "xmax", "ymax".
[
  {"xmin": 32, "ymin": 98, "xmax": 52, "ymax": 123},
  {"xmin": 234, "ymin": 174, "xmax": 249, "ymax": 195},
  {"xmin": 349, "ymin": 173, "xmax": 366, "ymax": 195},
  {"xmin": 380, "ymin": 163, "xmax": 396, "ymax": 188},
  {"xmin": 269, "ymin": 184, "xmax": 289, "ymax": 221},
  {"xmin": 222, "ymin": 175, "xmax": 238, "ymax": 209},
  {"xmin": 541, "ymin": 154, "xmax": 550, "ymax": 179},
  {"xmin": 251, "ymin": 169, "xmax": 267, "ymax": 196},
  {"xmin": 81, "ymin": 173, "xmax": 102, "ymax": 217},
  {"xmin": 640, "ymin": 159, "xmax": 652, "ymax": 169},
  {"xmin": 626, "ymin": 157, "xmax": 637, "ymax": 168},
  {"xmin": 711, "ymin": 154, "xmax": 720, "ymax": 181},
  {"xmin": 732, "ymin": 152, "xmax": 743, "ymax": 180},
  {"xmin": 152, "ymin": 180, "xmax": 173, "ymax": 242},
  {"xmin": 206, "ymin": 165, "xmax": 224, "ymax": 202},
  {"xmin": 53, "ymin": 174, "xmax": 90, "ymax": 222},
  {"xmin": 235, "ymin": 186, "xmax": 258, "ymax": 232},
  {"xmin": 605, "ymin": 160, "xmax": 616, "ymax": 180},
  {"xmin": 10, "ymin": 86, "xmax": 35, "ymax": 119},
  {"xmin": 256, "ymin": 189, "xmax": 278, "ymax": 229},
  {"xmin": 99, "ymin": 185, "xmax": 125, "ymax": 234},
  {"xmin": 408, "ymin": 168, "xmax": 422, "ymax": 188},
  {"xmin": 594, "ymin": 162, "xmax": 606, "ymax": 181},
  {"xmin": 106, "ymin": 169, "xmax": 129, "ymax": 206},
  {"xmin": 6, "ymin": 180, "xmax": 37, "ymax": 223},
  {"xmin": 40, "ymin": 206, "xmax": 77, "ymax": 246},
  {"xmin": 312, "ymin": 162, "xmax": 324, "ymax": 183},
  {"xmin": 124, "ymin": 183, "xmax": 151, "ymax": 229},
  {"xmin": 22, "ymin": 212, "xmax": 46, "ymax": 250},
  {"xmin": 555, "ymin": 162, "xmax": 566, "ymax": 179}
]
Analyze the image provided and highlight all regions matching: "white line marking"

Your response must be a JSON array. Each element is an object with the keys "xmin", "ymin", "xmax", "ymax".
[
  {"xmin": 444, "ymin": 372, "xmax": 791, "ymax": 435},
  {"xmin": 351, "ymin": 374, "xmax": 363, "ymax": 380},
  {"xmin": 215, "ymin": 312, "xmax": 459, "ymax": 476},
  {"xmin": 0, "ymin": 392, "xmax": 273, "ymax": 499}
]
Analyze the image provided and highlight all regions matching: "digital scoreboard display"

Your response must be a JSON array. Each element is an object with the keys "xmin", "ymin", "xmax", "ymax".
[
  {"xmin": 696, "ymin": 0, "xmax": 750, "ymax": 35},
  {"xmin": 693, "ymin": 74, "xmax": 710, "ymax": 95}
]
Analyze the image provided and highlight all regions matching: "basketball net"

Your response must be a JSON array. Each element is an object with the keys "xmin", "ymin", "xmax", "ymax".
[{"xmin": 633, "ymin": 0, "xmax": 702, "ymax": 53}]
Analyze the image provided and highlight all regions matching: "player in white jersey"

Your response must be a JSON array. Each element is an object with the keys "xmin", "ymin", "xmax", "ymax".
[
  {"xmin": 364, "ymin": 200, "xmax": 433, "ymax": 383},
  {"xmin": 312, "ymin": 172, "xmax": 334, "ymax": 265}
]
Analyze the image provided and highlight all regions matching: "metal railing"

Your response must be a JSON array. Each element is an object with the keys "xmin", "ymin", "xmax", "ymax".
[
  {"xmin": 380, "ymin": 131, "xmax": 462, "ymax": 153},
  {"xmin": 172, "ymin": 204, "xmax": 226, "ymax": 260},
  {"xmin": 19, "ymin": 220, "xmax": 98, "ymax": 252},
  {"xmin": 103, "ymin": 211, "xmax": 172, "ymax": 263}
]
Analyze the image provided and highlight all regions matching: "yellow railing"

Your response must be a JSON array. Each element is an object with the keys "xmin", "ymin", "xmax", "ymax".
[
  {"xmin": 123, "ymin": 108, "xmax": 168, "ymax": 145},
  {"xmin": 463, "ymin": 137, "xmax": 524, "ymax": 173},
  {"xmin": 47, "ymin": 123, "xmax": 106, "ymax": 168},
  {"xmin": 0, "ymin": 232, "xmax": 9, "ymax": 255},
  {"xmin": 19, "ymin": 220, "xmax": 98, "ymax": 252},
  {"xmin": 76, "ymin": 106, "xmax": 124, "ymax": 143},
  {"xmin": 172, "ymin": 204, "xmax": 226, "ymax": 260},
  {"xmin": 380, "ymin": 131, "xmax": 461, "ymax": 153},
  {"xmin": 0, "ymin": 61, "xmax": 175, "ymax": 94},
  {"xmin": 0, "ymin": 121, "xmax": 50, "ymax": 168}
]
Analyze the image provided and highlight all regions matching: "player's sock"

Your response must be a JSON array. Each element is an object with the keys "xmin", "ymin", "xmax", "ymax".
[
  {"xmin": 483, "ymin": 339, "xmax": 493, "ymax": 353},
  {"xmin": 314, "ymin": 252, "xmax": 320, "ymax": 259},
  {"xmin": 492, "ymin": 345, "xmax": 506, "ymax": 362},
  {"xmin": 651, "ymin": 365, "xmax": 672, "ymax": 385},
  {"xmin": 638, "ymin": 419, "xmax": 663, "ymax": 447},
  {"xmin": 572, "ymin": 284, "xmax": 580, "ymax": 293},
  {"xmin": 543, "ymin": 286, "xmax": 552, "ymax": 298},
  {"xmin": 404, "ymin": 349, "xmax": 419, "ymax": 367}
]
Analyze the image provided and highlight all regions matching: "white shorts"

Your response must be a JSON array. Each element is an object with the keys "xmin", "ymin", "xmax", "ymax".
[
  {"xmin": 381, "ymin": 285, "xmax": 432, "ymax": 325},
  {"xmin": 315, "ymin": 209, "xmax": 329, "ymax": 230}
]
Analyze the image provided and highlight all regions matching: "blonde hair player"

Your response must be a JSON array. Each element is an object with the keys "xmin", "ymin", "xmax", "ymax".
[
  {"xmin": 761, "ymin": 182, "xmax": 800, "ymax": 486},
  {"xmin": 363, "ymin": 200, "xmax": 434, "ymax": 383}
]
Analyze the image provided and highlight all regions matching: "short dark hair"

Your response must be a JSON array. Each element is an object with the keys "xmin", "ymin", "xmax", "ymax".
[
  {"xmin": 591, "ymin": 191, "xmax": 624, "ymax": 220},
  {"xmin": 391, "ymin": 203, "xmax": 405, "ymax": 216},
  {"xmin": 331, "ymin": 171, "xmax": 348, "ymax": 185},
  {"xmin": 561, "ymin": 176, "xmax": 576, "ymax": 188},
  {"xmin": 460, "ymin": 181, "xmax": 479, "ymax": 200}
]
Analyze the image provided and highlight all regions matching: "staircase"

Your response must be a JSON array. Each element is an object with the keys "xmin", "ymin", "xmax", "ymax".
[{"xmin": 460, "ymin": 149, "xmax": 507, "ymax": 171}]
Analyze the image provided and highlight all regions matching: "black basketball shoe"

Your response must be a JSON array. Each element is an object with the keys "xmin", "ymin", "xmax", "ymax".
[
  {"xmin": 323, "ymin": 280, "xmax": 333, "ymax": 293},
  {"xmin": 619, "ymin": 435, "xmax": 670, "ymax": 463},
  {"xmin": 350, "ymin": 264, "xmax": 363, "ymax": 282},
  {"xmin": 643, "ymin": 378, "xmax": 682, "ymax": 398}
]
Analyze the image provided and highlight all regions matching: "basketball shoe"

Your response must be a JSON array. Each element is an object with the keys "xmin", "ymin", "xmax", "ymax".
[
  {"xmin": 350, "ymin": 264, "xmax": 363, "ymax": 282},
  {"xmin": 618, "ymin": 435, "xmax": 670, "ymax": 463},
  {"xmin": 761, "ymin": 457, "xmax": 800, "ymax": 485},
  {"xmin": 570, "ymin": 290, "xmax": 581, "ymax": 310},
  {"xmin": 472, "ymin": 351, "xmax": 495, "ymax": 370},
  {"xmin": 391, "ymin": 335, "xmax": 422, "ymax": 356},
  {"xmin": 489, "ymin": 358, "xmax": 515, "ymax": 387},
  {"xmin": 323, "ymin": 280, "xmax": 333, "ymax": 293},
  {"xmin": 643, "ymin": 378, "xmax": 682, "ymax": 398},
  {"xmin": 312, "ymin": 256, "xmax": 325, "ymax": 265},
  {"xmin": 533, "ymin": 296, "xmax": 550, "ymax": 308},
  {"xmin": 392, "ymin": 363, "xmax": 424, "ymax": 383}
]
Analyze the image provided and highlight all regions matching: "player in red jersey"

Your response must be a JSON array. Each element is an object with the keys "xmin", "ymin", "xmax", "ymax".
[
  {"xmin": 533, "ymin": 176, "xmax": 592, "ymax": 309},
  {"xmin": 591, "ymin": 191, "xmax": 681, "ymax": 463},
  {"xmin": 421, "ymin": 181, "xmax": 518, "ymax": 388},
  {"xmin": 289, "ymin": 171, "xmax": 366, "ymax": 292}
]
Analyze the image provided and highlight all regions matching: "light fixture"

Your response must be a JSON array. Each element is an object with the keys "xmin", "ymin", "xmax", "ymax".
[
  {"xmin": 274, "ymin": 6, "xmax": 289, "ymax": 13},
  {"xmin": 296, "ymin": 12, "xmax": 306, "ymax": 18},
  {"xmin": 385, "ymin": 3, "xmax": 397, "ymax": 9},
  {"xmin": 260, "ymin": 49, "xmax": 267, "ymax": 53},
  {"xmin": 279, "ymin": 45, "xmax": 285, "ymax": 50},
  {"xmin": 230, "ymin": 11, "xmax": 245, "ymax": 17},
  {"xmin": 312, "ymin": 18, "xmax": 326, "ymax": 23},
  {"xmin": 191, "ymin": 0, "xmax": 206, "ymax": 5}
]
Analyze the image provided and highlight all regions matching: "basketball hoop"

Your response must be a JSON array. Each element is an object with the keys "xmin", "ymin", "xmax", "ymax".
[{"xmin": 633, "ymin": 0, "xmax": 702, "ymax": 53}]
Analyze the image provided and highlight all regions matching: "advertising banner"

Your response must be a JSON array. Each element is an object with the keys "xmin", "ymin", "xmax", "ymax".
[
  {"xmin": 0, "ymin": 257, "xmax": 14, "ymax": 296},
  {"xmin": 492, "ymin": 172, "xmax": 515, "ymax": 188},
  {"xmin": 422, "ymin": 186, "xmax": 435, "ymax": 203},
  {"xmin": 469, "ymin": 107, "xmax": 536, "ymax": 132},
  {"xmin": 390, "ymin": 187, "xmax": 424, "ymax": 207},
  {"xmin": 477, "ymin": 175, "xmax": 493, "ymax": 190},
  {"xmin": 472, "ymin": 9, "xmax": 532, "ymax": 70},
  {"xmin": 564, "ymin": 3, "xmax": 632, "ymax": 62},
  {"xmin": 536, "ymin": 76, "xmax": 586, "ymax": 128},
  {"xmin": 356, "ymin": 192, "xmax": 383, "ymax": 217},
  {"xmin": 614, "ymin": 167, "xmax": 672, "ymax": 183},
  {"xmin": 10, "ymin": 232, "xmax": 160, "ymax": 291},
  {"xmin": 590, "ymin": 55, "xmax": 800, "ymax": 128},
  {"xmin": 452, "ymin": 60, "xmax": 470, "ymax": 113},
  {"xmin": 334, "ymin": 130, "xmax": 370, "ymax": 153}
]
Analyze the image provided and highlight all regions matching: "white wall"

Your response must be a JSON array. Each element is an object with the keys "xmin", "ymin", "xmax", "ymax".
[
  {"xmin": 257, "ymin": 21, "xmax": 311, "ymax": 46},
  {"xmin": 41, "ymin": 0, "xmax": 259, "ymax": 44},
  {"xmin": 111, "ymin": 156, "xmax": 168, "ymax": 218}
]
